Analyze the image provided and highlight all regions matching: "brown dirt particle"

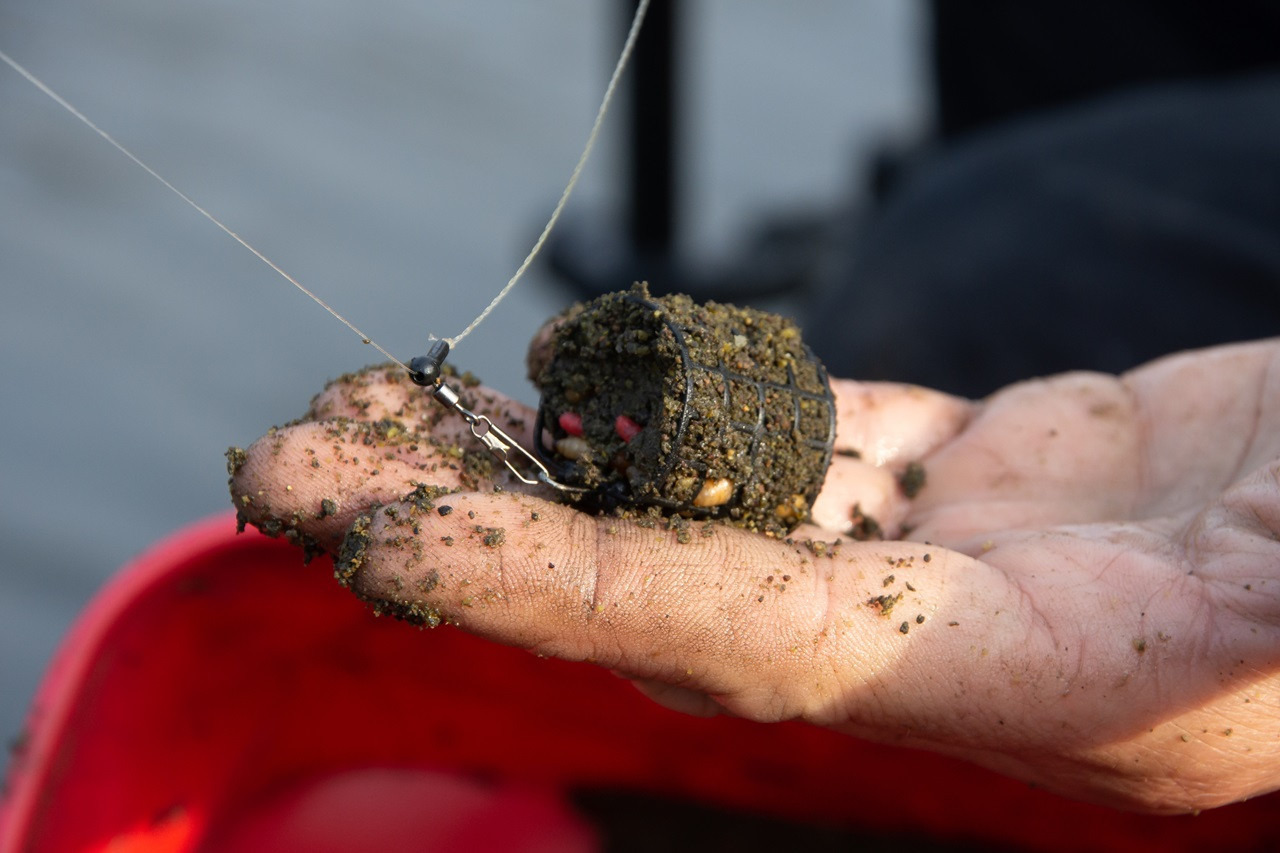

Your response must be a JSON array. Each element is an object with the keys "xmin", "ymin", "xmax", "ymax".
[
  {"xmin": 225, "ymin": 446, "xmax": 248, "ymax": 476},
  {"xmin": 898, "ymin": 461, "xmax": 927, "ymax": 498},
  {"xmin": 334, "ymin": 513, "xmax": 373, "ymax": 587},
  {"xmin": 867, "ymin": 592, "xmax": 903, "ymax": 617},
  {"xmin": 899, "ymin": 622, "xmax": 910, "ymax": 634},
  {"xmin": 848, "ymin": 504, "xmax": 882, "ymax": 541}
]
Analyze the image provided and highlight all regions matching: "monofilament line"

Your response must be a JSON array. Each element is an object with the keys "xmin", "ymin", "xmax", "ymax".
[
  {"xmin": 445, "ymin": 0, "xmax": 651, "ymax": 349},
  {"xmin": 0, "ymin": 48, "xmax": 409, "ymax": 372}
]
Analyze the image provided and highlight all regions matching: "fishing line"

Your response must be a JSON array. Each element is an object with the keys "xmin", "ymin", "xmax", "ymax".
[
  {"xmin": 0, "ymin": 0, "xmax": 649, "ymax": 367},
  {"xmin": 0, "ymin": 48, "xmax": 407, "ymax": 371},
  {"xmin": 446, "ymin": 0, "xmax": 650, "ymax": 349}
]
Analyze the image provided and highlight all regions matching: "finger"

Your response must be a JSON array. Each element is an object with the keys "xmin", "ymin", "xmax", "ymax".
[
  {"xmin": 809, "ymin": 456, "xmax": 902, "ymax": 537},
  {"xmin": 229, "ymin": 371, "xmax": 540, "ymax": 552},
  {"xmin": 525, "ymin": 308, "xmax": 581, "ymax": 386},
  {"xmin": 907, "ymin": 340, "xmax": 1280, "ymax": 542},
  {"xmin": 1123, "ymin": 339, "xmax": 1280, "ymax": 515},
  {"xmin": 305, "ymin": 363, "xmax": 538, "ymax": 448},
  {"xmin": 904, "ymin": 371, "xmax": 1146, "ymax": 542},
  {"xmin": 829, "ymin": 379, "xmax": 972, "ymax": 467},
  {"xmin": 228, "ymin": 419, "xmax": 508, "ymax": 554},
  {"xmin": 339, "ymin": 490, "xmax": 1013, "ymax": 729},
  {"xmin": 807, "ymin": 381, "xmax": 971, "ymax": 537}
]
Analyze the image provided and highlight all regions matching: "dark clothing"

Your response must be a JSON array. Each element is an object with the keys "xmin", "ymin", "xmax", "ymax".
[
  {"xmin": 931, "ymin": 0, "xmax": 1280, "ymax": 140},
  {"xmin": 807, "ymin": 8, "xmax": 1280, "ymax": 398}
]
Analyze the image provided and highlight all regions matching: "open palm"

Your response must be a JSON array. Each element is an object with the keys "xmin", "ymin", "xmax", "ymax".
[{"xmin": 231, "ymin": 339, "xmax": 1280, "ymax": 813}]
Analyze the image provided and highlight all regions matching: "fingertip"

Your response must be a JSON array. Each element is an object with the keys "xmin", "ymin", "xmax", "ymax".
[
  {"xmin": 811, "ymin": 457, "xmax": 903, "ymax": 537},
  {"xmin": 229, "ymin": 419, "xmax": 456, "ymax": 553},
  {"xmin": 338, "ymin": 491, "xmax": 595, "ymax": 640},
  {"xmin": 304, "ymin": 362, "xmax": 422, "ymax": 422},
  {"xmin": 829, "ymin": 379, "xmax": 972, "ymax": 467}
]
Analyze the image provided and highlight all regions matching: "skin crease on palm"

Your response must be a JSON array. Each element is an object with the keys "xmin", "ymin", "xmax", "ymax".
[{"xmin": 230, "ymin": 336, "xmax": 1280, "ymax": 815}]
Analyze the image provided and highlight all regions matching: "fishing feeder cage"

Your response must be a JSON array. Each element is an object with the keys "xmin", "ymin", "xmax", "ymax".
[{"xmin": 534, "ymin": 285, "xmax": 836, "ymax": 536}]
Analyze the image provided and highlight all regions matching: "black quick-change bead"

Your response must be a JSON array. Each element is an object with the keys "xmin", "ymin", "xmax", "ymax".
[{"xmin": 408, "ymin": 340, "xmax": 450, "ymax": 386}]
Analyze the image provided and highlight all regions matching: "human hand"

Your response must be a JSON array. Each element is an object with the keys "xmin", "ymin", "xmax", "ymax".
[{"xmin": 229, "ymin": 339, "xmax": 1280, "ymax": 814}]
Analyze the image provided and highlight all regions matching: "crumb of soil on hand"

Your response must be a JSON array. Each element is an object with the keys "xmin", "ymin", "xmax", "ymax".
[
  {"xmin": 898, "ymin": 461, "xmax": 927, "ymax": 498},
  {"xmin": 899, "ymin": 622, "xmax": 910, "ymax": 634},
  {"xmin": 403, "ymin": 483, "xmax": 457, "ymax": 514},
  {"xmin": 438, "ymin": 505, "xmax": 453, "ymax": 516},
  {"xmin": 318, "ymin": 498, "xmax": 337, "ymax": 519},
  {"xmin": 665, "ymin": 516, "xmax": 693, "ymax": 544},
  {"xmin": 370, "ymin": 598, "xmax": 443, "ymax": 628},
  {"xmin": 225, "ymin": 446, "xmax": 247, "ymax": 476},
  {"xmin": 232, "ymin": 491, "xmax": 325, "ymax": 565},
  {"xmin": 801, "ymin": 539, "xmax": 841, "ymax": 558},
  {"xmin": 479, "ymin": 527, "xmax": 506, "ymax": 547},
  {"xmin": 868, "ymin": 592, "xmax": 903, "ymax": 617},
  {"xmin": 848, "ymin": 504, "xmax": 882, "ymax": 540},
  {"xmin": 333, "ymin": 512, "xmax": 443, "ymax": 628},
  {"xmin": 1133, "ymin": 637, "xmax": 1147, "ymax": 653},
  {"xmin": 882, "ymin": 574, "xmax": 895, "ymax": 587},
  {"xmin": 916, "ymin": 614, "xmax": 925, "ymax": 624},
  {"xmin": 334, "ymin": 513, "xmax": 373, "ymax": 587}
]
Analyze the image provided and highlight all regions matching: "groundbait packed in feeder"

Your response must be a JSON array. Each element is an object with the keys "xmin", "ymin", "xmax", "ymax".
[{"xmin": 533, "ymin": 283, "xmax": 836, "ymax": 536}]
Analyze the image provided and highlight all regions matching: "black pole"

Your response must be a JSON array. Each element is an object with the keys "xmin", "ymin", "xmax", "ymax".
[{"xmin": 626, "ymin": 0, "xmax": 677, "ymax": 254}]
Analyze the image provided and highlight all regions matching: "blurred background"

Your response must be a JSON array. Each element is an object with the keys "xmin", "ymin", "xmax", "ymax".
[{"xmin": 0, "ymin": 1, "xmax": 926, "ymax": 751}]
